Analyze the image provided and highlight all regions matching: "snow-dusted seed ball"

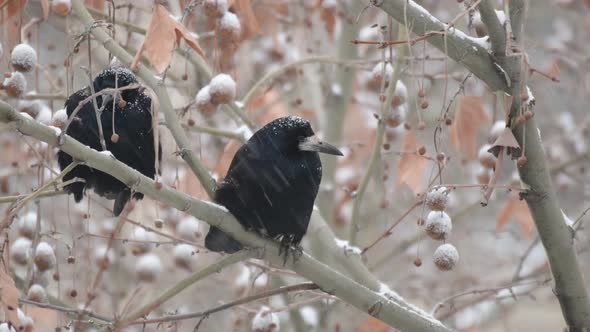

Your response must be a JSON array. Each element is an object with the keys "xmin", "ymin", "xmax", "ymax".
[
  {"xmin": 252, "ymin": 306, "xmax": 280, "ymax": 332},
  {"xmin": 135, "ymin": 253, "xmax": 162, "ymax": 282},
  {"xmin": 130, "ymin": 227, "xmax": 155, "ymax": 256},
  {"xmin": 0, "ymin": 322, "xmax": 16, "ymax": 332},
  {"xmin": 391, "ymin": 80, "xmax": 408, "ymax": 107},
  {"xmin": 11, "ymin": 237, "xmax": 32, "ymax": 265},
  {"xmin": 52, "ymin": 108, "xmax": 68, "ymax": 128},
  {"xmin": 17, "ymin": 309, "xmax": 34, "ymax": 332},
  {"xmin": 216, "ymin": 11, "xmax": 241, "ymax": 42},
  {"xmin": 18, "ymin": 211, "xmax": 37, "ymax": 239},
  {"xmin": 425, "ymin": 211, "xmax": 452, "ymax": 240},
  {"xmin": 195, "ymin": 85, "xmax": 216, "ymax": 114},
  {"xmin": 10, "ymin": 44, "xmax": 37, "ymax": 73},
  {"xmin": 176, "ymin": 217, "xmax": 200, "ymax": 241},
  {"xmin": 94, "ymin": 245, "xmax": 115, "ymax": 269},
  {"xmin": 476, "ymin": 166, "xmax": 490, "ymax": 185},
  {"xmin": 478, "ymin": 144, "xmax": 495, "ymax": 169},
  {"xmin": 27, "ymin": 284, "xmax": 47, "ymax": 303},
  {"xmin": 488, "ymin": 120, "xmax": 506, "ymax": 144},
  {"xmin": 36, "ymin": 105, "xmax": 52, "ymax": 125},
  {"xmin": 52, "ymin": 0, "xmax": 71, "ymax": 16},
  {"xmin": 209, "ymin": 74, "xmax": 236, "ymax": 105},
  {"xmin": 367, "ymin": 62, "xmax": 393, "ymax": 91},
  {"xmin": 433, "ymin": 243, "xmax": 459, "ymax": 271},
  {"xmin": 173, "ymin": 244, "xmax": 196, "ymax": 270},
  {"xmin": 17, "ymin": 100, "xmax": 42, "ymax": 118},
  {"xmin": 34, "ymin": 242, "xmax": 56, "ymax": 271},
  {"xmin": 3, "ymin": 72, "xmax": 27, "ymax": 97},
  {"xmin": 425, "ymin": 187, "xmax": 449, "ymax": 211},
  {"xmin": 203, "ymin": 0, "xmax": 228, "ymax": 18},
  {"xmin": 100, "ymin": 217, "xmax": 117, "ymax": 236}
]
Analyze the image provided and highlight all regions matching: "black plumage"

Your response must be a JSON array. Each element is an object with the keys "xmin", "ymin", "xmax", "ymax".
[
  {"xmin": 57, "ymin": 67, "xmax": 160, "ymax": 216},
  {"xmin": 205, "ymin": 116, "xmax": 343, "ymax": 254}
]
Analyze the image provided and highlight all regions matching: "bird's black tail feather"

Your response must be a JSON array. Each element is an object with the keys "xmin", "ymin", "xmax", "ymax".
[
  {"xmin": 204, "ymin": 226, "xmax": 243, "ymax": 253},
  {"xmin": 113, "ymin": 189, "xmax": 131, "ymax": 216}
]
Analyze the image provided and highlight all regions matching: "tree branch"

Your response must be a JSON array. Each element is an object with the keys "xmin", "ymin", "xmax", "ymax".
[
  {"xmin": 0, "ymin": 101, "xmax": 452, "ymax": 332},
  {"xmin": 374, "ymin": 0, "xmax": 510, "ymax": 92},
  {"xmin": 477, "ymin": 0, "xmax": 506, "ymax": 56}
]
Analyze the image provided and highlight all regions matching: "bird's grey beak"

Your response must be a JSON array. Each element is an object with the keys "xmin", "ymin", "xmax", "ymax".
[{"xmin": 299, "ymin": 136, "xmax": 343, "ymax": 156}]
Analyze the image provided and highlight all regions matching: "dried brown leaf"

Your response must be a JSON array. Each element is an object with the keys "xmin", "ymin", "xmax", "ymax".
[
  {"xmin": 40, "ymin": 0, "xmax": 49, "ymax": 20},
  {"xmin": 488, "ymin": 128, "xmax": 521, "ymax": 158},
  {"xmin": 0, "ymin": 264, "xmax": 20, "ymax": 326},
  {"xmin": 233, "ymin": 0, "xmax": 260, "ymax": 36},
  {"xmin": 449, "ymin": 95, "xmax": 490, "ymax": 160},
  {"xmin": 396, "ymin": 130, "xmax": 427, "ymax": 194},
  {"xmin": 85, "ymin": 0, "xmax": 105, "ymax": 10},
  {"xmin": 496, "ymin": 194, "xmax": 535, "ymax": 237},
  {"xmin": 0, "ymin": 0, "xmax": 27, "ymax": 24},
  {"xmin": 355, "ymin": 317, "xmax": 391, "ymax": 332},
  {"xmin": 131, "ymin": 4, "xmax": 205, "ymax": 73}
]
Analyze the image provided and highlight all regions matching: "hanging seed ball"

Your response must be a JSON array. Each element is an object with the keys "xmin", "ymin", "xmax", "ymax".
[
  {"xmin": 117, "ymin": 99, "xmax": 127, "ymax": 108},
  {"xmin": 425, "ymin": 210, "xmax": 452, "ymax": 240},
  {"xmin": 34, "ymin": 242, "xmax": 56, "ymax": 272},
  {"xmin": 418, "ymin": 88, "xmax": 426, "ymax": 98},
  {"xmin": 383, "ymin": 143, "xmax": 390, "ymax": 150},
  {"xmin": 2, "ymin": 71, "xmax": 27, "ymax": 97},
  {"xmin": 476, "ymin": 167, "xmax": 490, "ymax": 185},
  {"xmin": 67, "ymin": 256, "xmax": 75, "ymax": 264},
  {"xmin": 154, "ymin": 219, "xmax": 164, "ymax": 228},
  {"xmin": 69, "ymin": 289, "xmax": 78, "ymax": 298},
  {"xmin": 433, "ymin": 243, "xmax": 459, "ymax": 271},
  {"xmin": 445, "ymin": 118, "xmax": 452, "ymax": 126},
  {"xmin": 52, "ymin": 0, "xmax": 71, "ymax": 16},
  {"xmin": 136, "ymin": 253, "xmax": 162, "ymax": 283},
  {"xmin": 174, "ymin": 244, "xmax": 196, "ymax": 270},
  {"xmin": 425, "ymin": 187, "xmax": 449, "ymax": 211},
  {"xmin": 478, "ymin": 144, "xmax": 495, "ymax": 169},
  {"xmin": 10, "ymin": 237, "xmax": 32, "ymax": 265},
  {"xmin": 385, "ymin": 114, "xmax": 402, "ymax": 128},
  {"xmin": 209, "ymin": 74, "xmax": 237, "ymax": 104},
  {"xmin": 418, "ymin": 146, "xmax": 426, "ymax": 155},
  {"xmin": 420, "ymin": 99, "xmax": 429, "ymax": 109},
  {"xmin": 436, "ymin": 152, "xmax": 446, "ymax": 162},
  {"xmin": 195, "ymin": 85, "xmax": 216, "ymax": 114},
  {"xmin": 216, "ymin": 11, "xmax": 241, "ymax": 42},
  {"xmin": 187, "ymin": 118, "xmax": 196, "ymax": 126},
  {"xmin": 203, "ymin": 0, "xmax": 228, "ymax": 18},
  {"xmin": 27, "ymin": 284, "xmax": 47, "ymax": 303},
  {"xmin": 52, "ymin": 108, "xmax": 68, "ymax": 128},
  {"xmin": 517, "ymin": 155, "xmax": 528, "ymax": 166},
  {"xmin": 110, "ymin": 133, "xmax": 119, "ymax": 143},
  {"xmin": 488, "ymin": 120, "xmax": 506, "ymax": 144},
  {"xmin": 524, "ymin": 110, "xmax": 533, "ymax": 120},
  {"xmin": 413, "ymin": 257, "xmax": 422, "ymax": 267},
  {"xmin": 17, "ymin": 211, "xmax": 37, "ymax": 239},
  {"xmin": 404, "ymin": 122, "xmax": 412, "ymax": 130},
  {"xmin": 10, "ymin": 44, "xmax": 37, "ymax": 73},
  {"xmin": 252, "ymin": 306, "xmax": 280, "ymax": 332}
]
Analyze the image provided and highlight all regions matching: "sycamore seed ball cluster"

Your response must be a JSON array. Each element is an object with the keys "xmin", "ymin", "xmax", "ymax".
[{"xmin": 421, "ymin": 187, "xmax": 460, "ymax": 271}]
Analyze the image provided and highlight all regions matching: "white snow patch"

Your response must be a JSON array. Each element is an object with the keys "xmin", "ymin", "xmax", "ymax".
[
  {"xmin": 236, "ymin": 124, "xmax": 254, "ymax": 140},
  {"xmin": 195, "ymin": 85, "xmax": 212, "ymax": 104},
  {"xmin": 98, "ymin": 150, "xmax": 115, "ymax": 158},
  {"xmin": 48, "ymin": 126, "xmax": 62, "ymax": 136},
  {"xmin": 299, "ymin": 306, "xmax": 318, "ymax": 326},
  {"xmin": 331, "ymin": 83, "xmax": 342, "ymax": 96},
  {"xmin": 525, "ymin": 86, "xmax": 535, "ymax": 106},
  {"xmin": 562, "ymin": 210, "xmax": 574, "ymax": 228},
  {"xmin": 495, "ymin": 10, "xmax": 506, "ymax": 25},
  {"xmin": 334, "ymin": 238, "xmax": 362, "ymax": 255}
]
